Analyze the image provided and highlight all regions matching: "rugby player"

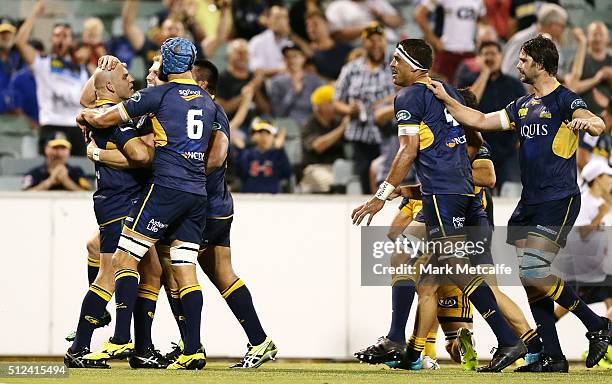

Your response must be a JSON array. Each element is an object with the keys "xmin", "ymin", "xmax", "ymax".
[
  {"xmin": 156, "ymin": 59, "xmax": 278, "ymax": 368},
  {"xmin": 78, "ymin": 37, "xmax": 216, "ymax": 370},
  {"xmin": 352, "ymin": 38, "xmax": 527, "ymax": 372},
  {"xmin": 73, "ymin": 55, "xmax": 176, "ymax": 369},
  {"xmin": 427, "ymin": 35, "xmax": 611, "ymax": 372},
  {"xmin": 65, "ymin": 61, "xmax": 157, "ymax": 368},
  {"xmin": 192, "ymin": 59, "xmax": 278, "ymax": 368}
]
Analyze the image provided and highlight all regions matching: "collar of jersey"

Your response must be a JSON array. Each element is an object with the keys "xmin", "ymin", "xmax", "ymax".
[
  {"xmin": 95, "ymin": 99, "xmax": 117, "ymax": 107},
  {"xmin": 535, "ymin": 80, "xmax": 562, "ymax": 99},
  {"xmin": 170, "ymin": 78, "xmax": 198, "ymax": 85},
  {"xmin": 414, "ymin": 77, "xmax": 432, "ymax": 85}
]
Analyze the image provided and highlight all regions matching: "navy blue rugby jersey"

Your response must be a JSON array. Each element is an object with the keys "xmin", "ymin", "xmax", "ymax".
[
  {"xmin": 92, "ymin": 100, "xmax": 151, "ymax": 222},
  {"xmin": 206, "ymin": 101, "xmax": 234, "ymax": 218},
  {"xmin": 394, "ymin": 80, "xmax": 473, "ymax": 195},
  {"xmin": 119, "ymin": 79, "xmax": 217, "ymax": 196},
  {"xmin": 503, "ymin": 82, "xmax": 585, "ymax": 204}
]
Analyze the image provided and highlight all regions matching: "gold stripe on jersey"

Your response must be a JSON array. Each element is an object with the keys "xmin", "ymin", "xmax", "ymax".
[
  {"xmin": 151, "ymin": 117, "xmax": 168, "ymax": 147},
  {"xmin": 552, "ymin": 122, "xmax": 579, "ymax": 159},
  {"xmin": 419, "ymin": 122, "xmax": 434, "ymax": 150}
]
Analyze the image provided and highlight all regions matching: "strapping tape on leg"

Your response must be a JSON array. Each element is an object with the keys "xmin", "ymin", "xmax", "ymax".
[
  {"xmin": 170, "ymin": 242, "xmax": 200, "ymax": 266},
  {"xmin": 117, "ymin": 234, "xmax": 152, "ymax": 261},
  {"xmin": 519, "ymin": 248, "xmax": 556, "ymax": 278},
  {"xmin": 401, "ymin": 233, "xmax": 424, "ymax": 258}
]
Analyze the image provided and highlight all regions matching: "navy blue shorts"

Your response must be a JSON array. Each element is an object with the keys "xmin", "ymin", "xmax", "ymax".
[
  {"xmin": 124, "ymin": 183, "xmax": 207, "ymax": 244},
  {"xmin": 506, "ymin": 194, "xmax": 580, "ymax": 248},
  {"xmin": 465, "ymin": 197, "xmax": 493, "ymax": 265},
  {"xmin": 99, "ymin": 219, "xmax": 123, "ymax": 254},
  {"xmin": 95, "ymin": 195, "xmax": 139, "ymax": 254},
  {"xmin": 421, "ymin": 194, "xmax": 472, "ymax": 240},
  {"xmin": 202, "ymin": 217, "xmax": 232, "ymax": 248}
]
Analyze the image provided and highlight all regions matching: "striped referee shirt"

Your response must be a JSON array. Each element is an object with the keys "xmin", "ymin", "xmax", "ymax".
[{"xmin": 334, "ymin": 56, "xmax": 394, "ymax": 144}]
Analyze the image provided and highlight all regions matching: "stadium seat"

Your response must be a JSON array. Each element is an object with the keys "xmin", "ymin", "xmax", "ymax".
[
  {"xmin": 0, "ymin": 176, "xmax": 24, "ymax": 191},
  {"xmin": 284, "ymin": 137, "xmax": 303, "ymax": 165},
  {"xmin": 0, "ymin": 135, "xmax": 24, "ymax": 158},
  {"xmin": 274, "ymin": 117, "xmax": 301, "ymax": 139},
  {"xmin": 332, "ymin": 159, "xmax": 355, "ymax": 186},
  {"xmin": 0, "ymin": 115, "xmax": 31, "ymax": 136},
  {"xmin": 0, "ymin": 156, "xmax": 45, "ymax": 176}
]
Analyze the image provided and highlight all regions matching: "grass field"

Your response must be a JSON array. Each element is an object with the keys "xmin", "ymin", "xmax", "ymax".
[{"xmin": 2, "ymin": 360, "xmax": 612, "ymax": 384}]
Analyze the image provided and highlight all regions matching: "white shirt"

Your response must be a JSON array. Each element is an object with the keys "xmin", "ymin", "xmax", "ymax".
[
  {"xmin": 248, "ymin": 29, "xmax": 289, "ymax": 72},
  {"xmin": 325, "ymin": 0, "xmax": 399, "ymax": 43},
  {"xmin": 31, "ymin": 55, "xmax": 89, "ymax": 127},
  {"xmin": 553, "ymin": 189, "xmax": 608, "ymax": 283},
  {"xmin": 423, "ymin": 0, "xmax": 485, "ymax": 53}
]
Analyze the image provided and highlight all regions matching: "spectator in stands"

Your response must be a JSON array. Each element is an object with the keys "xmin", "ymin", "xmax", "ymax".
[
  {"xmin": 334, "ymin": 23, "xmax": 394, "ymax": 194},
  {"xmin": 15, "ymin": 1, "xmax": 89, "ymax": 156},
  {"xmin": 565, "ymin": 21, "xmax": 612, "ymax": 116},
  {"xmin": 7, "ymin": 39, "xmax": 44, "ymax": 129},
  {"xmin": 300, "ymin": 85, "xmax": 347, "ymax": 193},
  {"xmin": 122, "ymin": 0, "xmax": 230, "ymax": 77},
  {"xmin": 76, "ymin": 17, "xmax": 107, "ymax": 74},
  {"xmin": 325, "ymin": 0, "xmax": 402, "ymax": 44},
  {"xmin": 217, "ymin": 39, "xmax": 271, "ymax": 132},
  {"xmin": 237, "ymin": 119, "xmax": 292, "ymax": 193},
  {"xmin": 502, "ymin": 3, "xmax": 567, "ymax": 80},
  {"xmin": 232, "ymin": 0, "xmax": 283, "ymax": 41},
  {"xmin": 454, "ymin": 24, "xmax": 499, "ymax": 85},
  {"xmin": 23, "ymin": 133, "xmax": 91, "ymax": 191},
  {"xmin": 457, "ymin": 41, "xmax": 526, "ymax": 193},
  {"xmin": 0, "ymin": 17, "xmax": 25, "ymax": 116},
  {"xmin": 305, "ymin": 10, "xmax": 353, "ymax": 80},
  {"xmin": 485, "ymin": 0, "xmax": 511, "ymax": 41},
  {"xmin": 289, "ymin": 0, "xmax": 323, "ymax": 43},
  {"xmin": 268, "ymin": 43, "xmax": 322, "ymax": 128},
  {"xmin": 414, "ymin": 0, "xmax": 487, "ymax": 85},
  {"xmin": 248, "ymin": 5, "xmax": 291, "ymax": 76},
  {"xmin": 508, "ymin": 0, "xmax": 559, "ymax": 36}
]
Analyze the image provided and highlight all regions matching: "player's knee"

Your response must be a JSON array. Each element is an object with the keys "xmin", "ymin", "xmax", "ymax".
[
  {"xmin": 117, "ymin": 233, "xmax": 153, "ymax": 263},
  {"xmin": 86, "ymin": 236, "xmax": 100, "ymax": 259},
  {"xmin": 519, "ymin": 248, "xmax": 555, "ymax": 279},
  {"xmin": 170, "ymin": 242, "xmax": 200, "ymax": 267}
]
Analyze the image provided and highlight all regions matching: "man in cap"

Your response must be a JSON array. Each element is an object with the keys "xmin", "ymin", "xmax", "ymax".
[
  {"xmin": 23, "ymin": 133, "xmax": 91, "ymax": 191},
  {"xmin": 0, "ymin": 16, "xmax": 25, "ymax": 115}
]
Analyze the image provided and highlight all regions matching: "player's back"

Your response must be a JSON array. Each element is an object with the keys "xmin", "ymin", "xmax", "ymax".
[
  {"xmin": 120, "ymin": 79, "xmax": 217, "ymax": 196},
  {"xmin": 395, "ymin": 81, "xmax": 473, "ymax": 195},
  {"xmin": 206, "ymin": 101, "xmax": 234, "ymax": 218}
]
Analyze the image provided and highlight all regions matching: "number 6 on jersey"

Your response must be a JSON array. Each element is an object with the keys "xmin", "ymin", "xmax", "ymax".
[{"xmin": 187, "ymin": 109, "xmax": 204, "ymax": 139}]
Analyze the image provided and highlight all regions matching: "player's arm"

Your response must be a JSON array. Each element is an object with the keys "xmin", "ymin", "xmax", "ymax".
[
  {"xmin": 568, "ymin": 108, "xmax": 605, "ymax": 137},
  {"xmin": 14, "ymin": 0, "xmax": 45, "ymax": 67},
  {"xmin": 413, "ymin": 1, "xmax": 442, "ymax": 52},
  {"xmin": 472, "ymin": 158, "xmax": 496, "ymax": 188},
  {"xmin": 427, "ymin": 80, "xmax": 507, "ymax": 131},
  {"xmin": 79, "ymin": 106, "xmax": 124, "ymax": 129},
  {"xmin": 352, "ymin": 134, "xmax": 419, "ymax": 225},
  {"xmin": 206, "ymin": 130, "xmax": 229, "ymax": 175},
  {"xmin": 465, "ymin": 129, "xmax": 484, "ymax": 161},
  {"xmin": 122, "ymin": 133, "xmax": 154, "ymax": 166}
]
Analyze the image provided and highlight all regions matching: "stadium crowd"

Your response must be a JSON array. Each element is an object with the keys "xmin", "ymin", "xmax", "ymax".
[{"xmin": 0, "ymin": 0, "xmax": 610, "ymax": 194}]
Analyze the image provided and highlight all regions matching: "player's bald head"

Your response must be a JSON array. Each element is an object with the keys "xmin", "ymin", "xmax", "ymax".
[{"xmin": 93, "ymin": 64, "xmax": 135, "ymax": 101}]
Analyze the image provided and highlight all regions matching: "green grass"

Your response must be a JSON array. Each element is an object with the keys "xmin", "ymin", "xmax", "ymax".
[{"xmin": 2, "ymin": 361, "xmax": 612, "ymax": 384}]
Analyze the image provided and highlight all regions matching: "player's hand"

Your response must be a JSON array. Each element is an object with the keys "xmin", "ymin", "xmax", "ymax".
[
  {"xmin": 351, "ymin": 197, "xmax": 385, "ymax": 225},
  {"xmin": 567, "ymin": 118, "xmax": 592, "ymax": 132},
  {"xmin": 426, "ymin": 80, "xmax": 451, "ymax": 103},
  {"xmin": 98, "ymin": 55, "xmax": 120, "ymax": 71},
  {"xmin": 572, "ymin": 27, "xmax": 587, "ymax": 45},
  {"xmin": 86, "ymin": 140, "xmax": 99, "ymax": 161}
]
